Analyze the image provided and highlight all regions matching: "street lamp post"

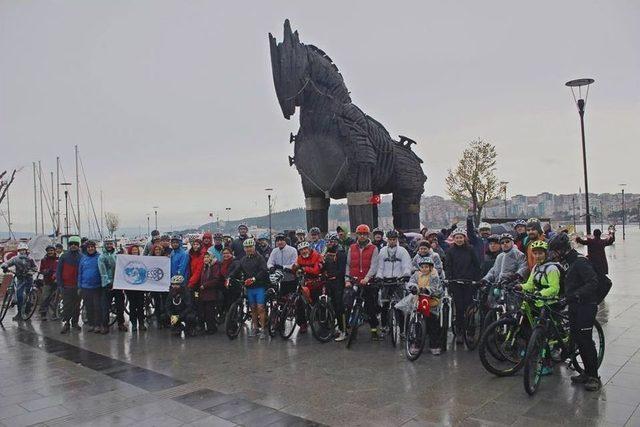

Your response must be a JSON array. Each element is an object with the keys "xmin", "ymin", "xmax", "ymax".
[
  {"xmin": 153, "ymin": 206, "xmax": 159, "ymax": 231},
  {"xmin": 146, "ymin": 214, "xmax": 151, "ymax": 236},
  {"xmin": 265, "ymin": 188, "xmax": 274, "ymax": 244},
  {"xmin": 61, "ymin": 182, "xmax": 72, "ymax": 236},
  {"xmin": 500, "ymin": 181, "xmax": 509, "ymax": 218},
  {"xmin": 620, "ymin": 184, "xmax": 627, "ymax": 240},
  {"xmin": 600, "ymin": 198, "xmax": 604, "ymax": 231},
  {"xmin": 566, "ymin": 78, "xmax": 595, "ymax": 235},
  {"xmin": 225, "ymin": 207, "xmax": 231, "ymax": 232}
]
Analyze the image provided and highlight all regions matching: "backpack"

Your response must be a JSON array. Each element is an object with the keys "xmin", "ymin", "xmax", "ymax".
[{"xmin": 539, "ymin": 262, "xmax": 566, "ymax": 296}]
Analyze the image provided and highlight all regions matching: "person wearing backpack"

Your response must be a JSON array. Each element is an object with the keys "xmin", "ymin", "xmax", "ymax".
[{"xmin": 548, "ymin": 233, "xmax": 602, "ymax": 391}]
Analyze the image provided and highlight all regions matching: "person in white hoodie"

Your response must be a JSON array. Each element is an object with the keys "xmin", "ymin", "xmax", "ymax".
[{"xmin": 376, "ymin": 230, "xmax": 412, "ymax": 331}]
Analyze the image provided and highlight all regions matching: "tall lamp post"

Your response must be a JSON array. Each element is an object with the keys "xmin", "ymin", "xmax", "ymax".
[
  {"xmin": 265, "ymin": 188, "xmax": 274, "ymax": 244},
  {"xmin": 146, "ymin": 213, "xmax": 151, "ymax": 236},
  {"xmin": 566, "ymin": 78, "xmax": 595, "ymax": 235},
  {"xmin": 225, "ymin": 207, "xmax": 231, "ymax": 232},
  {"xmin": 572, "ymin": 195, "xmax": 577, "ymax": 231},
  {"xmin": 500, "ymin": 181, "xmax": 509, "ymax": 218},
  {"xmin": 620, "ymin": 184, "xmax": 627, "ymax": 240},
  {"xmin": 153, "ymin": 206, "xmax": 159, "ymax": 231},
  {"xmin": 61, "ymin": 182, "xmax": 72, "ymax": 236}
]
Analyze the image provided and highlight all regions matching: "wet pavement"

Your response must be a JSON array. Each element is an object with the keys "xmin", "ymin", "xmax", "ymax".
[{"xmin": 1, "ymin": 229, "xmax": 640, "ymax": 426}]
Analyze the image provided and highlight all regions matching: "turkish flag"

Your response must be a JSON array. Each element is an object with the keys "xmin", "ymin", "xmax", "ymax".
[{"xmin": 370, "ymin": 194, "xmax": 381, "ymax": 205}]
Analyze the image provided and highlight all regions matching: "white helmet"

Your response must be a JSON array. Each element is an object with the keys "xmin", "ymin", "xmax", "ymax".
[
  {"xmin": 297, "ymin": 241, "xmax": 310, "ymax": 251},
  {"xmin": 479, "ymin": 222, "xmax": 491, "ymax": 231},
  {"xmin": 17, "ymin": 242, "xmax": 29, "ymax": 251}
]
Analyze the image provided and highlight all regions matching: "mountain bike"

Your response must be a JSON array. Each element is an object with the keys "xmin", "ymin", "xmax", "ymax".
[
  {"xmin": 225, "ymin": 277, "xmax": 249, "ymax": 339},
  {"xmin": 522, "ymin": 294, "xmax": 605, "ymax": 395},
  {"xmin": 266, "ymin": 269, "xmax": 284, "ymax": 337},
  {"xmin": 439, "ymin": 280, "xmax": 457, "ymax": 352},
  {"xmin": 0, "ymin": 268, "xmax": 40, "ymax": 322},
  {"xmin": 345, "ymin": 276, "xmax": 377, "ymax": 349},
  {"xmin": 404, "ymin": 287, "xmax": 434, "ymax": 361},
  {"xmin": 463, "ymin": 280, "xmax": 491, "ymax": 350},
  {"xmin": 309, "ymin": 279, "xmax": 335, "ymax": 343},
  {"xmin": 377, "ymin": 277, "xmax": 409, "ymax": 348},
  {"xmin": 21, "ymin": 272, "xmax": 42, "ymax": 320}
]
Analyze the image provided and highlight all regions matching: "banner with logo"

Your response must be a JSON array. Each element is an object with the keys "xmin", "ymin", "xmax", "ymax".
[{"xmin": 113, "ymin": 255, "xmax": 170, "ymax": 292}]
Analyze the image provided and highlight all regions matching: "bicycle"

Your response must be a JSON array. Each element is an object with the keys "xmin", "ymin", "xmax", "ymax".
[
  {"xmin": 21, "ymin": 272, "xmax": 42, "ymax": 320},
  {"xmin": 404, "ymin": 287, "xmax": 434, "ymax": 361},
  {"xmin": 266, "ymin": 269, "xmax": 284, "ymax": 338},
  {"xmin": 439, "ymin": 280, "xmax": 457, "ymax": 352},
  {"xmin": 463, "ymin": 280, "xmax": 491, "ymax": 350},
  {"xmin": 225, "ymin": 277, "xmax": 253, "ymax": 339},
  {"xmin": 377, "ymin": 277, "xmax": 408, "ymax": 348},
  {"xmin": 309, "ymin": 279, "xmax": 336, "ymax": 343},
  {"xmin": 522, "ymin": 294, "xmax": 605, "ymax": 395},
  {"xmin": 345, "ymin": 276, "xmax": 378, "ymax": 349},
  {"xmin": 0, "ymin": 268, "xmax": 40, "ymax": 322}
]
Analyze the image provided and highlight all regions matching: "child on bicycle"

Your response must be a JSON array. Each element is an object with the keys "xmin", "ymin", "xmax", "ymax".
[
  {"xmin": 515, "ymin": 240, "xmax": 561, "ymax": 375},
  {"xmin": 407, "ymin": 258, "xmax": 443, "ymax": 355},
  {"xmin": 1, "ymin": 242, "xmax": 37, "ymax": 321}
]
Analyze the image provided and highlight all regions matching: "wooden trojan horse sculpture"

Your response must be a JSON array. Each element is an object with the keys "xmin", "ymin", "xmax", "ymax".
[{"xmin": 269, "ymin": 20, "xmax": 427, "ymax": 232}]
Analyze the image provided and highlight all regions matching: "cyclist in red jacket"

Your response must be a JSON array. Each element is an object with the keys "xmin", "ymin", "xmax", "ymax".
[{"xmin": 293, "ymin": 241, "xmax": 324, "ymax": 333}]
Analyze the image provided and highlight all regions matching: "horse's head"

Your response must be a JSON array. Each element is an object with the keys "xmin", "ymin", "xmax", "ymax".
[{"xmin": 269, "ymin": 20, "xmax": 310, "ymax": 119}]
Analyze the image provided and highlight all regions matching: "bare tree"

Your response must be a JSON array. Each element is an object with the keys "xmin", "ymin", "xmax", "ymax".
[
  {"xmin": 104, "ymin": 212, "xmax": 120, "ymax": 237},
  {"xmin": 0, "ymin": 169, "xmax": 17, "ymax": 206},
  {"xmin": 446, "ymin": 139, "xmax": 502, "ymax": 226}
]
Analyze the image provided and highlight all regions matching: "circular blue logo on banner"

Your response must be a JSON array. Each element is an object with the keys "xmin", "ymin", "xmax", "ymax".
[{"xmin": 123, "ymin": 261, "xmax": 148, "ymax": 285}]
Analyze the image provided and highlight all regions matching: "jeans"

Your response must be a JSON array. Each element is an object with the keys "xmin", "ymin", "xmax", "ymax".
[
  {"xmin": 569, "ymin": 303, "xmax": 599, "ymax": 378},
  {"xmin": 15, "ymin": 276, "xmax": 33, "ymax": 314},
  {"xmin": 39, "ymin": 282, "xmax": 57, "ymax": 316},
  {"xmin": 62, "ymin": 287, "xmax": 80, "ymax": 324}
]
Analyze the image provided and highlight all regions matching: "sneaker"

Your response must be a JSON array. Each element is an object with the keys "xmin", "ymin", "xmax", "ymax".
[
  {"xmin": 86, "ymin": 326, "xmax": 95, "ymax": 333},
  {"xmin": 584, "ymin": 377, "xmax": 602, "ymax": 392},
  {"xmin": 93, "ymin": 326, "xmax": 103, "ymax": 334},
  {"xmin": 72, "ymin": 323, "xmax": 81, "ymax": 331},
  {"xmin": 258, "ymin": 329, "xmax": 266, "ymax": 340},
  {"xmin": 100, "ymin": 326, "xmax": 110, "ymax": 335},
  {"xmin": 140, "ymin": 324, "xmax": 148, "ymax": 331},
  {"xmin": 299, "ymin": 324, "xmax": 308, "ymax": 334},
  {"xmin": 12, "ymin": 313, "xmax": 21, "ymax": 322},
  {"xmin": 540, "ymin": 366, "xmax": 553, "ymax": 376},
  {"xmin": 248, "ymin": 327, "xmax": 257, "ymax": 337},
  {"xmin": 571, "ymin": 373, "xmax": 589, "ymax": 384},
  {"xmin": 334, "ymin": 332, "xmax": 347, "ymax": 342},
  {"xmin": 455, "ymin": 334, "xmax": 464, "ymax": 345},
  {"xmin": 430, "ymin": 348, "xmax": 441, "ymax": 356},
  {"xmin": 60, "ymin": 322, "xmax": 70, "ymax": 334},
  {"xmin": 118, "ymin": 324, "xmax": 128, "ymax": 332},
  {"xmin": 40, "ymin": 314, "xmax": 47, "ymax": 321}
]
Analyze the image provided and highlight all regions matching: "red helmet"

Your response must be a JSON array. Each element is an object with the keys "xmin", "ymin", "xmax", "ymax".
[{"xmin": 355, "ymin": 224, "xmax": 370, "ymax": 234}]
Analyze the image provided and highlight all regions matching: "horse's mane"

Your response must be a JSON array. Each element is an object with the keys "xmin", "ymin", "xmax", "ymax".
[{"xmin": 306, "ymin": 44, "xmax": 351, "ymax": 104}]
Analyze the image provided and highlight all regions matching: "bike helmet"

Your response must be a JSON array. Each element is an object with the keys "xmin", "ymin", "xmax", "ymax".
[
  {"xmin": 243, "ymin": 238, "xmax": 255, "ymax": 247},
  {"xmin": 549, "ymin": 233, "xmax": 571, "ymax": 255},
  {"xmin": 103, "ymin": 237, "xmax": 115, "ymax": 244},
  {"xmin": 17, "ymin": 242, "xmax": 29, "ymax": 251},
  {"xmin": 326, "ymin": 232, "xmax": 339, "ymax": 241},
  {"xmin": 85, "ymin": 240, "xmax": 96, "ymax": 247},
  {"xmin": 530, "ymin": 240, "xmax": 549, "ymax": 251},
  {"xmin": 213, "ymin": 232, "xmax": 223, "ymax": 239},
  {"xmin": 355, "ymin": 224, "xmax": 370, "ymax": 234},
  {"xmin": 386, "ymin": 229, "xmax": 399, "ymax": 239},
  {"xmin": 451, "ymin": 229, "xmax": 467, "ymax": 238},
  {"xmin": 513, "ymin": 219, "xmax": 527, "ymax": 228},
  {"xmin": 238, "ymin": 223, "xmax": 248, "ymax": 230},
  {"xmin": 297, "ymin": 241, "xmax": 310, "ymax": 250},
  {"xmin": 487, "ymin": 234, "xmax": 500, "ymax": 243},
  {"xmin": 499, "ymin": 233, "xmax": 513, "ymax": 242},
  {"xmin": 274, "ymin": 233, "xmax": 286, "ymax": 241},
  {"xmin": 170, "ymin": 235, "xmax": 182, "ymax": 242},
  {"xmin": 418, "ymin": 257, "xmax": 434, "ymax": 266},
  {"xmin": 309, "ymin": 227, "xmax": 321, "ymax": 235},
  {"xmin": 257, "ymin": 232, "xmax": 270, "ymax": 241},
  {"xmin": 373, "ymin": 228, "xmax": 384, "ymax": 236},
  {"xmin": 170, "ymin": 275, "xmax": 185, "ymax": 285},
  {"xmin": 68, "ymin": 236, "xmax": 81, "ymax": 245},
  {"xmin": 478, "ymin": 222, "xmax": 491, "ymax": 231},
  {"xmin": 295, "ymin": 228, "xmax": 306, "ymax": 235}
]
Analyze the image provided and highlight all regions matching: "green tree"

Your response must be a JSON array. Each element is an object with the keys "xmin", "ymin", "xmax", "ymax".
[{"xmin": 445, "ymin": 139, "xmax": 502, "ymax": 226}]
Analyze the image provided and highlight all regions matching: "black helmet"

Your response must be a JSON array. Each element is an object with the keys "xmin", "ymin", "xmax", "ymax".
[
  {"xmin": 548, "ymin": 233, "xmax": 571, "ymax": 260},
  {"xmin": 275, "ymin": 233, "xmax": 286, "ymax": 241},
  {"xmin": 373, "ymin": 228, "xmax": 384, "ymax": 236},
  {"xmin": 386, "ymin": 230, "xmax": 399, "ymax": 239}
]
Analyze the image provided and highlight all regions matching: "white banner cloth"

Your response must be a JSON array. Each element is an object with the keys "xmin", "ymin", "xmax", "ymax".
[{"xmin": 113, "ymin": 255, "xmax": 170, "ymax": 292}]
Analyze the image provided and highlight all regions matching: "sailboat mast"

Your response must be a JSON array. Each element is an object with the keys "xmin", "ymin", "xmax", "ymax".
[
  {"xmin": 75, "ymin": 145, "xmax": 81, "ymax": 236},
  {"xmin": 100, "ymin": 189, "xmax": 104, "ymax": 237},
  {"xmin": 39, "ymin": 161, "xmax": 44, "ymax": 234},
  {"xmin": 33, "ymin": 162, "xmax": 38, "ymax": 234},
  {"xmin": 56, "ymin": 157, "xmax": 61, "ymax": 236}
]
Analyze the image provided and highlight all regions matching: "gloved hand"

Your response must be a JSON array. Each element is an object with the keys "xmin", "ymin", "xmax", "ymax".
[{"xmin": 409, "ymin": 285, "xmax": 418, "ymax": 295}]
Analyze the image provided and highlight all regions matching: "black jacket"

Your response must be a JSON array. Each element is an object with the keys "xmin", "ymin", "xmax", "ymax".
[
  {"xmin": 445, "ymin": 244, "xmax": 481, "ymax": 281},
  {"xmin": 231, "ymin": 236, "xmax": 249, "ymax": 260},
  {"xmin": 564, "ymin": 250, "xmax": 599, "ymax": 304},
  {"xmin": 229, "ymin": 253, "xmax": 268, "ymax": 287},
  {"xmin": 323, "ymin": 250, "xmax": 347, "ymax": 284}
]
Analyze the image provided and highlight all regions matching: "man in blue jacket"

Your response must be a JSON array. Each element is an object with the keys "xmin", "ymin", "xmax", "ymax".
[{"xmin": 78, "ymin": 241, "xmax": 106, "ymax": 333}]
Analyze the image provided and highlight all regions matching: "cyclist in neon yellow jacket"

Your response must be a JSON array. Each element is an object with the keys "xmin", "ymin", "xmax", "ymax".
[{"xmin": 521, "ymin": 240, "xmax": 560, "ymax": 307}]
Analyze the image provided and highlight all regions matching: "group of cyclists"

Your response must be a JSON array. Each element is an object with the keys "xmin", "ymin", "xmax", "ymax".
[{"xmin": 1, "ymin": 216, "xmax": 610, "ymax": 394}]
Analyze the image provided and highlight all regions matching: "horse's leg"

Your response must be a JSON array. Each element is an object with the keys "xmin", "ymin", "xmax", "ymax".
[
  {"xmin": 392, "ymin": 191, "xmax": 421, "ymax": 231},
  {"xmin": 305, "ymin": 194, "xmax": 330, "ymax": 234},
  {"xmin": 346, "ymin": 165, "xmax": 378, "ymax": 231}
]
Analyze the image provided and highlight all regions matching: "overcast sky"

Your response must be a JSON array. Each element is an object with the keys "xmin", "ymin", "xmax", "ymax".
[{"xmin": 2, "ymin": 1, "xmax": 639, "ymax": 233}]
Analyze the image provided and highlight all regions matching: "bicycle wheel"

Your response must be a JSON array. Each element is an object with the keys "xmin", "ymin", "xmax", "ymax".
[
  {"xmin": 144, "ymin": 294, "xmax": 156, "ymax": 320},
  {"xmin": 268, "ymin": 305, "xmax": 280, "ymax": 337},
  {"xmin": 464, "ymin": 303, "xmax": 482, "ymax": 351},
  {"xmin": 123, "ymin": 293, "xmax": 130, "ymax": 316},
  {"xmin": 21, "ymin": 288, "xmax": 39, "ymax": 320},
  {"xmin": 571, "ymin": 319, "xmax": 605, "ymax": 373},
  {"xmin": 405, "ymin": 314, "xmax": 427, "ymax": 361},
  {"xmin": 108, "ymin": 301, "xmax": 118, "ymax": 326},
  {"xmin": 346, "ymin": 307, "xmax": 361, "ymax": 349},
  {"xmin": 310, "ymin": 300, "xmax": 335, "ymax": 343},
  {"xmin": 524, "ymin": 326, "xmax": 548, "ymax": 396},
  {"xmin": 225, "ymin": 301, "xmax": 244, "ymax": 339},
  {"xmin": 48, "ymin": 290, "xmax": 62, "ymax": 320},
  {"xmin": 279, "ymin": 299, "xmax": 297, "ymax": 340},
  {"xmin": 478, "ymin": 317, "xmax": 527, "ymax": 377},
  {"xmin": 440, "ymin": 303, "xmax": 450, "ymax": 352},
  {"xmin": 81, "ymin": 301, "xmax": 89, "ymax": 323},
  {"xmin": 389, "ymin": 307, "xmax": 400, "ymax": 348},
  {"xmin": 0, "ymin": 289, "xmax": 11, "ymax": 323}
]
